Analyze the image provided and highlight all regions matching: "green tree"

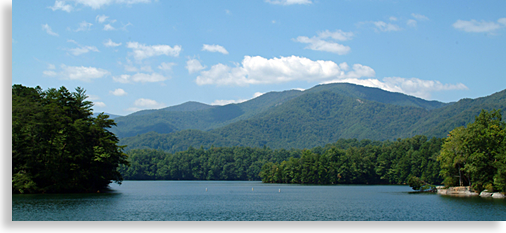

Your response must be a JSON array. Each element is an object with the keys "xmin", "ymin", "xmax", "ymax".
[
  {"xmin": 438, "ymin": 109, "xmax": 506, "ymax": 192},
  {"xmin": 12, "ymin": 85, "xmax": 129, "ymax": 194}
]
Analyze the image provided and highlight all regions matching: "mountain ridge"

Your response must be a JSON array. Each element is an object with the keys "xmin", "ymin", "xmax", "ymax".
[{"xmin": 115, "ymin": 83, "xmax": 506, "ymax": 153}]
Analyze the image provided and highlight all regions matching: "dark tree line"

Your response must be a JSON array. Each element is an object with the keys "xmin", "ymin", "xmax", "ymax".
[
  {"xmin": 12, "ymin": 85, "xmax": 128, "ymax": 194},
  {"xmin": 118, "ymin": 136, "xmax": 444, "ymax": 188},
  {"xmin": 118, "ymin": 146, "xmax": 302, "ymax": 180},
  {"xmin": 259, "ymin": 135, "xmax": 444, "ymax": 186}
]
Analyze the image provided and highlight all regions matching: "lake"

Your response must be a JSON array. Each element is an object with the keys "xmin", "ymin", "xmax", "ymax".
[{"xmin": 11, "ymin": 181, "xmax": 506, "ymax": 221}]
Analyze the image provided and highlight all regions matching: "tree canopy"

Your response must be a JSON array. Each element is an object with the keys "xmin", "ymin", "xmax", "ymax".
[
  {"xmin": 438, "ymin": 109, "xmax": 506, "ymax": 192},
  {"xmin": 12, "ymin": 84, "xmax": 129, "ymax": 194}
]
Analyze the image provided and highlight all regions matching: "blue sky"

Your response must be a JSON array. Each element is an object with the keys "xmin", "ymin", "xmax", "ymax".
[{"xmin": 12, "ymin": 0, "xmax": 506, "ymax": 116}]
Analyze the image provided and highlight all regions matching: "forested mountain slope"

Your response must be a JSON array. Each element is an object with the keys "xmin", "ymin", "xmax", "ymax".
[
  {"xmin": 112, "ymin": 83, "xmax": 447, "ymax": 139},
  {"xmin": 118, "ymin": 83, "xmax": 506, "ymax": 153},
  {"xmin": 111, "ymin": 89, "xmax": 303, "ymax": 138}
]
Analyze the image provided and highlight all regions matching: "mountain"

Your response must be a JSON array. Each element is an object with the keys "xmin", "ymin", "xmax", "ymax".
[
  {"xmin": 117, "ymin": 83, "xmax": 506, "ymax": 153},
  {"xmin": 110, "ymin": 89, "xmax": 303, "ymax": 138},
  {"xmin": 112, "ymin": 83, "xmax": 450, "ymax": 139}
]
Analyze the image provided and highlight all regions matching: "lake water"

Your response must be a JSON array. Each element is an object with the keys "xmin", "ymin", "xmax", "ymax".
[{"xmin": 12, "ymin": 181, "xmax": 506, "ymax": 221}]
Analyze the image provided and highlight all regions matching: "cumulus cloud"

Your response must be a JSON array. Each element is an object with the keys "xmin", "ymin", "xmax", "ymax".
[
  {"xmin": 211, "ymin": 92, "xmax": 265, "ymax": 106},
  {"xmin": 104, "ymin": 39, "xmax": 122, "ymax": 47},
  {"xmin": 265, "ymin": 0, "xmax": 312, "ymax": 5},
  {"xmin": 127, "ymin": 42, "xmax": 182, "ymax": 60},
  {"xmin": 94, "ymin": 102, "xmax": 106, "ymax": 107},
  {"xmin": 126, "ymin": 98, "xmax": 165, "ymax": 112},
  {"xmin": 453, "ymin": 18, "xmax": 506, "ymax": 33},
  {"xmin": 48, "ymin": 1, "xmax": 73, "ymax": 12},
  {"xmin": 322, "ymin": 77, "xmax": 468, "ymax": 99},
  {"xmin": 112, "ymin": 72, "xmax": 168, "ymax": 83},
  {"xmin": 110, "ymin": 88, "xmax": 127, "ymax": 96},
  {"xmin": 294, "ymin": 29, "xmax": 353, "ymax": 55},
  {"xmin": 186, "ymin": 58, "xmax": 206, "ymax": 74},
  {"xmin": 42, "ymin": 24, "xmax": 59, "ymax": 36},
  {"xmin": 202, "ymin": 44, "xmax": 229, "ymax": 54},
  {"xmin": 196, "ymin": 55, "xmax": 375, "ymax": 86},
  {"xmin": 43, "ymin": 64, "xmax": 110, "ymax": 82}
]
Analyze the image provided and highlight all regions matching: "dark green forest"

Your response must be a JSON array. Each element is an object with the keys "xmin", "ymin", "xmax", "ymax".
[
  {"xmin": 119, "ymin": 136, "xmax": 444, "ymax": 187},
  {"xmin": 12, "ymin": 85, "xmax": 128, "ymax": 194}
]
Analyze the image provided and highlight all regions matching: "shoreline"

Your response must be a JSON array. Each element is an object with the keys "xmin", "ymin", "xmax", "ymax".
[{"xmin": 436, "ymin": 186, "xmax": 505, "ymax": 198}]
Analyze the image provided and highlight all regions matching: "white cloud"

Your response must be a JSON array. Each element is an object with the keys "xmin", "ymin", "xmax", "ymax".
[
  {"xmin": 202, "ymin": 44, "xmax": 229, "ymax": 54},
  {"xmin": 407, "ymin": 19, "xmax": 417, "ymax": 27},
  {"xmin": 158, "ymin": 62, "xmax": 176, "ymax": 71},
  {"xmin": 411, "ymin": 13, "xmax": 429, "ymax": 21},
  {"xmin": 43, "ymin": 70, "xmax": 57, "ymax": 76},
  {"xmin": 124, "ymin": 65, "xmax": 138, "ymax": 72},
  {"xmin": 110, "ymin": 88, "xmax": 127, "ymax": 96},
  {"xmin": 317, "ymin": 30, "xmax": 353, "ymax": 41},
  {"xmin": 112, "ymin": 73, "xmax": 168, "ymax": 83},
  {"xmin": 196, "ymin": 55, "xmax": 375, "ymax": 86},
  {"xmin": 96, "ymin": 15, "xmax": 109, "ymax": 23},
  {"xmin": 42, "ymin": 24, "xmax": 59, "ymax": 36},
  {"xmin": 373, "ymin": 21, "xmax": 402, "ymax": 32},
  {"xmin": 112, "ymin": 74, "xmax": 131, "ymax": 83},
  {"xmin": 68, "ymin": 46, "xmax": 99, "ymax": 56},
  {"xmin": 294, "ymin": 29, "xmax": 353, "ymax": 55},
  {"xmin": 47, "ymin": 64, "xmax": 56, "ymax": 70},
  {"xmin": 294, "ymin": 36, "xmax": 351, "ymax": 55},
  {"xmin": 67, "ymin": 40, "xmax": 99, "ymax": 56},
  {"xmin": 453, "ymin": 19, "xmax": 505, "ymax": 33},
  {"xmin": 186, "ymin": 58, "xmax": 206, "ymax": 74},
  {"xmin": 211, "ymin": 92, "xmax": 266, "ymax": 106},
  {"xmin": 94, "ymin": 102, "xmax": 106, "ymax": 107},
  {"xmin": 126, "ymin": 98, "xmax": 165, "ymax": 112},
  {"xmin": 48, "ymin": 1, "xmax": 73, "ymax": 12},
  {"xmin": 104, "ymin": 24, "xmax": 116, "ymax": 31},
  {"xmin": 499, "ymin": 18, "xmax": 506, "ymax": 26},
  {"xmin": 322, "ymin": 77, "xmax": 468, "ymax": 100},
  {"xmin": 104, "ymin": 39, "xmax": 122, "ymax": 47},
  {"xmin": 72, "ymin": 0, "xmax": 152, "ymax": 10},
  {"xmin": 265, "ymin": 0, "xmax": 312, "ymax": 5},
  {"xmin": 127, "ymin": 42, "xmax": 182, "ymax": 60},
  {"xmin": 75, "ymin": 21, "xmax": 92, "ymax": 32},
  {"xmin": 389, "ymin": 16, "xmax": 397, "ymax": 21},
  {"xmin": 44, "ymin": 64, "xmax": 110, "ymax": 82}
]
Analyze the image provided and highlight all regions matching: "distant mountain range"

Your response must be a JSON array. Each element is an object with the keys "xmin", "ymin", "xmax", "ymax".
[{"xmin": 113, "ymin": 83, "xmax": 506, "ymax": 153}]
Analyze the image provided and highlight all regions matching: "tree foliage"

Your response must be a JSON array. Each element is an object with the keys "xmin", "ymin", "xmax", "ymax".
[
  {"xmin": 119, "ymin": 136, "xmax": 444, "ymax": 187},
  {"xmin": 12, "ymin": 84, "xmax": 129, "ymax": 194},
  {"xmin": 438, "ymin": 109, "xmax": 506, "ymax": 192}
]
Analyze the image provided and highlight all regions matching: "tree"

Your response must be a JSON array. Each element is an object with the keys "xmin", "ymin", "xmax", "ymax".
[
  {"xmin": 438, "ymin": 126, "xmax": 469, "ymax": 187},
  {"xmin": 12, "ymin": 85, "xmax": 129, "ymax": 194},
  {"xmin": 438, "ymin": 109, "xmax": 506, "ymax": 192}
]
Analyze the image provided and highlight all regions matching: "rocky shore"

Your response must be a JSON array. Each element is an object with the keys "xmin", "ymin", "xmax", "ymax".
[{"xmin": 436, "ymin": 186, "xmax": 505, "ymax": 198}]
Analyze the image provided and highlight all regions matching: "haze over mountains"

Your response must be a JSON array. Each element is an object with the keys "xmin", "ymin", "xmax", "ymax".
[{"xmin": 108, "ymin": 83, "xmax": 506, "ymax": 153}]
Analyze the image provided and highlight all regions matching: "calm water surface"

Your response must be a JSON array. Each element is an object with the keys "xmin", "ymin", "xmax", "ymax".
[{"xmin": 12, "ymin": 181, "xmax": 506, "ymax": 221}]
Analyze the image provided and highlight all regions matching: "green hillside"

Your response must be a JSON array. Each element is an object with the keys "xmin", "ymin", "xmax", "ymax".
[
  {"xmin": 118, "ymin": 83, "xmax": 506, "ymax": 153},
  {"xmin": 111, "ymin": 89, "xmax": 303, "ymax": 138}
]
